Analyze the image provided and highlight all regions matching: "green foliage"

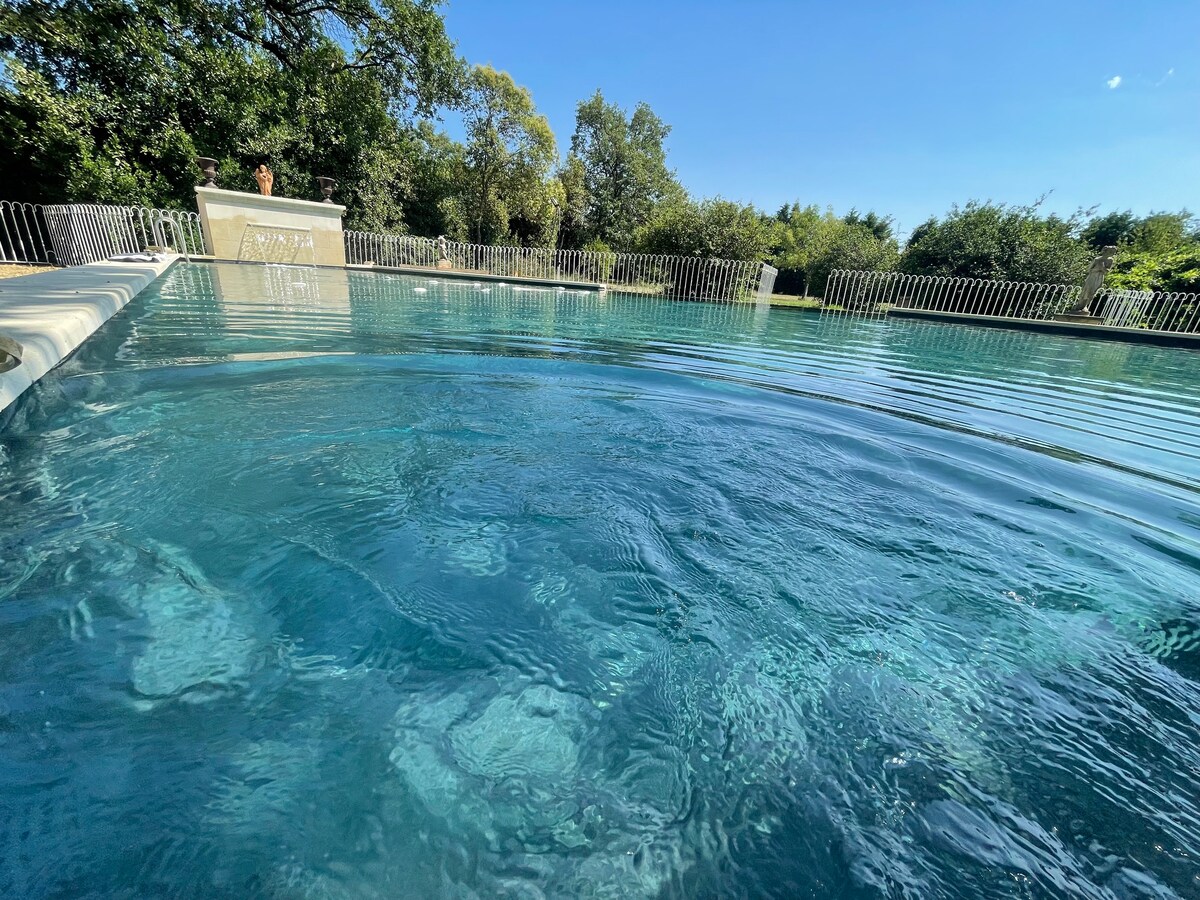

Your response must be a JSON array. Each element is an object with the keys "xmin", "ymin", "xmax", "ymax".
[
  {"xmin": 900, "ymin": 201, "xmax": 1090, "ymax": 284},
  {"xmin": 3, "ymin": 1, "xmax": 1197, "ymax": 280},
  {"xmin": 397, "ymin": 121, "xmax": 463, "ymax": 237},
  {"xmin": 843, "ymin": 208, "xmax": 893, "ymax": 242},
  {"xmin": 1109, "ymin": 245, "xmax": 1200, "ymax": 294},
  {"xmin": 1081, "ymin": 210, "xmax": 1140, "ymax": 250},
  {"xmin": 1128, "ymin": 211, "xmax": 1198, "ymax": 255},
  {"xmin": 1083, "ymin": 209, "xmax": 1198, "ymax": 255},
  {"xmin": 819, "ymin": 223, "xmax": 899, "ymax": 291},
  {"xmin": 553, "ymin": 155, "xmax": 590, "ymax": 250},
  {"xmin": 772, "ymin": 203, "xmax": 898, "ymax": 295},
  {"xmin": 0, "ymin": 0, "xmax": 461, "ymax": 228},
  {"xmin": 635, "ymin": 198, "xmax": 775, "ymax": 262},
  {"xmin": 1079, "ymin": 209, "xmax": 1200, "ymax": 296},
  {"xmin": 581, "ymin": 238, "xmax": 616, "ymax": 279},
  {"xmin": 568, "ymin": 91, "xmax": 682, "ymax": 250},
  {"xmin": 441, "ymin": 65, "xmax": 557, "ymax": 246}
]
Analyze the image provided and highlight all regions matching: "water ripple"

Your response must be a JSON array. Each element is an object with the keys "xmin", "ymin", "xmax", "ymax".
[{"xmin": 1, "ymin": 263, "xmax": 1199, "ymax": 898}]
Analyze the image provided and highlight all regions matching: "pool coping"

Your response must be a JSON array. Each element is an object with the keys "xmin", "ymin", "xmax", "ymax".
[
  {"xmin": 0, "ymin": 256, "xmax": 179, "ymax": 414},
  {"xmin": 347, "ymin": 262, "xmax": 606, "ymax": 293},
  {"xmin": 887, "ymin": 307, "xmax": 1200, "ymax": 349}
]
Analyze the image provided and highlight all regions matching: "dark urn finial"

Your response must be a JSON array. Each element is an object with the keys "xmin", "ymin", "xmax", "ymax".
[
  {"xmin": 316, "ymin": 176, "xmax": 336, "ymax": 204},
  {"xmin": 195, "ymin": 156, "xmax": 218, "ymax": 187}
]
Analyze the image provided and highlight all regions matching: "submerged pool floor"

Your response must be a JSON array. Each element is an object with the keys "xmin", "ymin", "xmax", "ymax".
[{"xmin": 2, "ymin": 262, "xmax": 1200, "ymax": 897}]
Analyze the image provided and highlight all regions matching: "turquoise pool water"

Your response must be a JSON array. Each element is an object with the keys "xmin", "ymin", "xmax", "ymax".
[{"xmin": 2, "ymin": 262, "xmax": 1200, "ymax": 897}]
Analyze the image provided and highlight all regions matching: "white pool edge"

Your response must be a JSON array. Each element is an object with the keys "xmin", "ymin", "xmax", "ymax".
[{"xmin": 0, "ymin": 256, "xmax": 179, "ymax": 413}]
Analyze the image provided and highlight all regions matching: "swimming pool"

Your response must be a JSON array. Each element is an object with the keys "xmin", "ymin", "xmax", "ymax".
[{"xmin": 2, "ymin": 261, "xmax": 1199, "ymax": 897}]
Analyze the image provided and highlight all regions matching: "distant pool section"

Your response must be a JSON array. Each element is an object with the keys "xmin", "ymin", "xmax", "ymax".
[{"xmin": 2, "ymin": 261, "xmax": 1200, "ymax": 898}]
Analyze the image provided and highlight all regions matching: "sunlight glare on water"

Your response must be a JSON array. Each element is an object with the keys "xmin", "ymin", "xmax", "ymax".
[{"xmin": 2, "ymin": 262, "xmax": 1199, "ymax": 898}]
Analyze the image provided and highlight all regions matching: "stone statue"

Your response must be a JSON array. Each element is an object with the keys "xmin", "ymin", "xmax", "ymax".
[
  {"xmin": 254, "ymin": 164, "xmax": 274, "ymax": 197},
  {"xmin": 1068, "ymin": 246, "xmax": 1117, "ymax": 314},
  {"xmin": 436, "ymin": 234, "xmax": 452, "ymax": 269}
]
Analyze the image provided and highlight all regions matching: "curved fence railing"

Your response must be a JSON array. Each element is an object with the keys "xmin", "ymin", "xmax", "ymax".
[
  {"xmin": 41, "ymin": 205, "xmax": 205, "ymax": 266},
  {"xmin": 823, "ymin": 269, "xmax": 1200, "ymax": 334},
  {"xmin": 0, "ymin": 202, "xmax": 56, "ymax": 265},
  {"xmin": 1, "ymin": 201, "xmax": 204, "ymax": 266},
  {"xmin": 2, "ymin": 200, "xmax": 778, "ymax": 303},
  {"xmin": 345, "ymin": 231, "xmax": 777, "ymax": 303}
]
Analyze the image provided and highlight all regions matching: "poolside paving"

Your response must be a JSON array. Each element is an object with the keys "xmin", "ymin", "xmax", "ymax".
[
  {"xmin": 0, "ymin": 257, "xmax": 177, "ymax": 413},
  {"xmin": 0, "ymin": 264, "xmax": 59, "ymax": 280}
]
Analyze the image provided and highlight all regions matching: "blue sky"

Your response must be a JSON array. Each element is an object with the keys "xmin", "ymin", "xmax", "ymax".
[{"xmin": 440, "ymin": 0, "xmax": 1199, "ymax": 239}]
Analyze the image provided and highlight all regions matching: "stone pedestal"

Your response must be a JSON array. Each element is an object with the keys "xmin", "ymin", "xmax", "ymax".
[
  {"xmin": 194, "ymin": 186, "xmax": 346, "ymax": 266},
  {"xmin": 436, "ymin": 259, "xmax": 453, "ymax": 270},
  {"xmin": 1053, "ymin": 313, "xmax": 1105, "ymax": 325}
]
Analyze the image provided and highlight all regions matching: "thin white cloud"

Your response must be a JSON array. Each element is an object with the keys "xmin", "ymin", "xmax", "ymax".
[
  {"xmin": 1155, "ymin": 67, "xmax": 1175, "ymax": 87},
  {"xmin": 1107, "ymin": 75, "xmax": 1122, "ymax": 89}
]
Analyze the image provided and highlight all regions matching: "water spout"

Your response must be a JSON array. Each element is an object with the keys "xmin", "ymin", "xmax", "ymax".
[{"xmin": 236, "ymin": 223, "xmax": 316, "ymax": 266}]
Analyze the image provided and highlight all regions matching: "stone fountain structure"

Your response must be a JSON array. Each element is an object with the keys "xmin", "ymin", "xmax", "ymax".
[{"xmin": 193, "ymin": 157, "xmax": 346, "ymax": 266}]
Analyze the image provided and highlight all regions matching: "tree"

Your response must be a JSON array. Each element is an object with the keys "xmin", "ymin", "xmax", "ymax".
[
  {"xmin": 900, "ymin": 201, "xmax": 1090, "ymax": 284},
  {"xmin": 180, "ymin": 0, "xmax": 464, "ymax": 115},
  {"xmin": 1080, "ymin": 210, "xmax": 1199, "ymax": 295},
  {"xmin": 1108, "ymin": 245, "xmax": 1200, "ymax": 294},
  {"xmin": 811, "ymin": 223, "xmax": 899, "ymax": 297},
  {"xmin": 1083, "ymin": 209, "xmax": 1197, "ymax": 254},
  {"xmin": 553, "ymin": 155, "xmax": 590, "ymax": 250},
  {"xmin": 843, "ymin": 208, "xmax": 893, "ymax": 242},
  {"xmin": 773, "ymin": 203, "xmax": 828, "ymax": 295},
  {"xmin": 0, "ymin": 0, "xmax": 463, "ymax": 225},
  {"xmin": 398, "ymin": 121, "xmax": 464, "ymax": 237},
  {"xmin": 568, "ymin": 91, "xmax": 682, "ymax": 250},
  {"xmin": 772, "ymin": 203, "xmax": 898, "ymax": 296},
  {"xmin": 1081, "ymin": 210, "xmax": 1139, "ymax": 250},
  {"xmin": 442, "ymin": 65, "xmax": 557, "ymax": 246},
  {"xmin": 1128, "ymin": 211, "xmax": 1198, "ymax": 255},
  {"xmin": 634, "ymin": 198, "xmax": 776, "ymax": 262}
]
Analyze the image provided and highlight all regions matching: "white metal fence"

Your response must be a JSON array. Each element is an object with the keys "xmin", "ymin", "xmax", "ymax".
[
  {"xmin": 42, "ymin": 204, "xmax": 205, "ymax": 265},
  {"xmin": 823, "ymin": 269, "xmax": 1200, "ymax": 334},
  {"xmin": 1, "ymin": 201, "xmax": 205, "ymax": 266},
  {"xmin": 345, "ymin": 231, "xmax": 778, "ymax": 303},
  {"xmin": 2, "ymin": 200, "xmax": 778, "ymax": 302},
  {"xmin": 0, "ymin": 202, "xmax": 56, "ymax": 265}
]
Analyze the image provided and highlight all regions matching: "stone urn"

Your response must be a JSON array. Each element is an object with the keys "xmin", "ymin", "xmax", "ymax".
[
  {"xmin": 316, "ymin": 176, "xmax": 337, "ymax": 204},
  {"xmin": 195, "ymin": 157, "xmax": 218, "ymax": 187}
]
